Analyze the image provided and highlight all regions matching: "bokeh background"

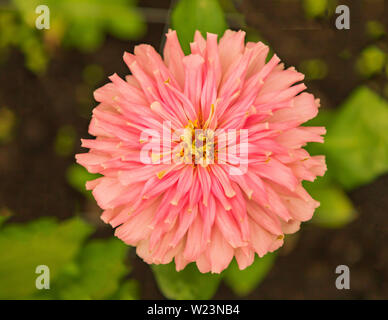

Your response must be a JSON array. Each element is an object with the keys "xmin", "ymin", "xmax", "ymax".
[{"xmin": 0, "ymin": 0, "xmax": 388, "ymax": 299}]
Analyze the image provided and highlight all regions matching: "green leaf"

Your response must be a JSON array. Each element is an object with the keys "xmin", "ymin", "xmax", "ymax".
[
  {"xmin": 324, "ymin": 86, "xmax": 388, "ymax": 190},
  {"xmin": 302, "ymin": 0, "xmax": 329, "ymax": 19},
  {"xmin": 7, "ymin": 0, "xmax": 145, "ymax": 72},
  {"xmin": 171, "ymin": 0, "xmax": 227, "ymax": 54},
  {"xmin": 152, "ymin": 262, "xmax": 222, "ymax": 300},
  {"xmin": 110, "ymin": 279, "xmax": 140, "ymax": 300},
  {"xmin": 57, "ymin": 238, "xmax": 129, "ymax": 300},
  {"xmin": 224, "ymin": 253, "xmax": 276, "ymax": 297},
  {"xmin": 305, "ymin": 176, "xmax": 357, "ymax": 228},
  {"xmin": 366, "ymin": 21, "xmax": 386, "ymax": 40},
  {"xmin": 64, "ymin": 20, "xmax": 104, "ymax": 52},
  {"xmin": 356, "ymin": 46, "xmax": 386, "ymax": 78},
  {"xmin": 60, "ymin": 0, "xmax": 145, "ymax": 51},
  {"xmin": 108, "ymin": 7, "xmax": 145, "ymax": 40},
  {"xmin": 66, "ymin": 163, "xmax": 100, "ymax": 197},
  {"xmin": 0, "ymin": 217, "xmax": 93, "ymax": 299},
  {"xmin": 304, "ymin": 108, "xmax": 334, "ymax": 129}
]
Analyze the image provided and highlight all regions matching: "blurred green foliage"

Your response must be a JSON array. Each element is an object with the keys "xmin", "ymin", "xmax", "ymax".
[
  {"xmin": 224, "ymin": 253, "xmax": 276, "ymax": 297},
  {"xmin": 366, "ymin": 21, "xmax": 385, "ymax": 40},
  {"xmin": 0, "ymin": 106, "xmax": 16, "ymax": 143},
  {"xmin": 110, "ymin": 279, "xmax": 140, "ymax": 300},
  {"xmin": 299, "ymin": 59, "xmax": 328, "ymax": 80},
  {"xmin": 171, "ymin": 0, "xmax": 227, "ymax": 54},
  {"xmin": 41, "ymin": 238, "xmax": 133, "ymax": 300},
  {"xmin": 0, "ymin": 217, "xmax": 92, "ymax": 299},
  {"xmin": 0, "ymin": 207, "xmax": 12, "ymax": 227},
  {"xmin": 0, "ymin": 0, "xmax": 145, "ymax": 74},
  {"xmin": 152, "ymin": 252, "xmax": 276, "ymax": 299},
  {"xmin": 0, "ymin": 216, "xmax": 139, "ymax": 300},
  {"xmin": 302, "ymin": 0, "xmax": 329, "ymax": 19},
  {"xmin": 13, "ymin": 0, "xmax": 146, "ymax": 51},
  {"xmin": 0, "ymin": 10, "xmax": 48, "ymax": 73},
  {"xmin": 66, "ymin": 163, "xmax": 100, "ymax": 197},
  {"xmin": 384, "ymin": 84, "xmax": 388, "ymax": 100},
  {"xmin": 304, "ymin": 86, "xmax": 388, "ymax": 229},
  {"xmin": 152, "ymin": 262, "xmax": 222, "ymax": 300},
  {"xmin": 305, "ymin": 176, "xmax": 356, "ymax": 228},
  {"xmin": 304, "ymin": 109, "xmax": 357, "ymax": 228},
  {"xmin": 302, "ymin": 0, "xmax": 337, "ymax": 19},
  {"xmin": 324, "ymin": 86, "xmax": 388, "ymax": 190},
  {"xmin": 356, "ymin": 46, "xmax": 386, "ymax": 78},
  {"xmin": 54, "ymin": 125, "xmax": 76, "ymax": 157}
]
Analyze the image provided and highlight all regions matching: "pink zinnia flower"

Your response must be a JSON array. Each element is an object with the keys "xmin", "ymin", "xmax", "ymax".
[{"xmin": 76, "ymin": 30, "xmax": 326, "ymax": 273}]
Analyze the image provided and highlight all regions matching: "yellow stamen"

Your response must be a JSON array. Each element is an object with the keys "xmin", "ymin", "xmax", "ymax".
[{"xmin": 157, "ymin": 170, "xmax": 166, "ymax": 179}]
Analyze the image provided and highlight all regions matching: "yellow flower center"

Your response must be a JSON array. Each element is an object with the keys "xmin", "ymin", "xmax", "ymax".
[{"xmin": 176, "ymin": 120, "xmax": 215, "ymax": 167}]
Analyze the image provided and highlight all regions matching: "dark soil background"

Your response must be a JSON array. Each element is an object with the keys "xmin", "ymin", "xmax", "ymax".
[{"xmin": 0, "ymin": 0, "xmax": 387, "ymax": 299}]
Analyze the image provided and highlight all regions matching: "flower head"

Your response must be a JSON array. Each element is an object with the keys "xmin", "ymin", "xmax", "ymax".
[{"xmin": 76, "ymin": 30, "xmax": 326, "ymax": 273}]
